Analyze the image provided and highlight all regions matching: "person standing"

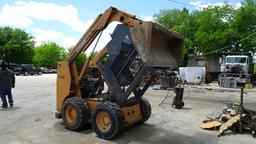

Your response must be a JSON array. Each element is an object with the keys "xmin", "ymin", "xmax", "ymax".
[{"xmin": 0, "ymin": 62, "xmax": 15, "ymax": 108}]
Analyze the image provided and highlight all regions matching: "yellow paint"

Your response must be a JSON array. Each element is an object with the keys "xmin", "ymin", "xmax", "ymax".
[
  {"xmin": 87, "ymin": 100, "xmax": 101, "ymax": 111},
  {"xmin": 56, "ymin": 61, "xmax": 71, "ymax": 113},
  {"xmin": 121, "ymin": 104, "xmax": 142, "ymax": 125},
  {"xmin": 199, "ymin": 120, "xmax": 222, "ymax": 129}
]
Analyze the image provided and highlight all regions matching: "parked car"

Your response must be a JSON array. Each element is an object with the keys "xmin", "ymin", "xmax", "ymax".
[
  {"xmin": 9, "ymin": 64, "xmax": 22, "ymax": 75},
  {"xmin": 40, "ymin": 67, "xmax": 53, "ymax": 73},
  {"xmin": 50, "ymin": 69, "xmax": 57, "ymax": 73},
  {"xmin": 12, "ymin": 64, "xmax": 41, "ymax": 75}
]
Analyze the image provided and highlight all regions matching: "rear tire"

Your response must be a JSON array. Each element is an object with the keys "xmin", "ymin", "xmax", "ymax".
[
  {"xmin": 125, "ymin": 97, "xmax": 152, "ymax": 124},
  {"xmin": 92, "ymin": 102, "xmax": 123, "ymax": 139},
  {"xmin": 61, "ymin": 97, "xmax": 89, "ymax": 131},
  {"xmin": 138, "ymin": 97, "xmax": 151, "ymax": 124}
]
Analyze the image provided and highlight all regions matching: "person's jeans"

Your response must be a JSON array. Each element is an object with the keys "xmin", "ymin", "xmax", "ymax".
[{"xmin": 0, "ymin": 89, "xmax": 13, "ymax": 107}]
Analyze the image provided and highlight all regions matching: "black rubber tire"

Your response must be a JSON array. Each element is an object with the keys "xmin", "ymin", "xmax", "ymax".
[
  {"xmin": 138, "ymin": 97, "xmax": 151, "ymax": 124},
  {"xmin": 92, "ymin": 102, "xmax": 123, "ymax": 139},
  {"xmin": 175, "ymin": 101, "xmax": 184, "ymax": 109},
  {"xmin": 61, "ymin": 97, "xmax": 89, "ymax": 131}
]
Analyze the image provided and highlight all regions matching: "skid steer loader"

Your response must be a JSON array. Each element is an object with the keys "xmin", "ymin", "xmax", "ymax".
[{"xmin": 55, "ymin": 7, "xmax": 184, "ymax": 139}]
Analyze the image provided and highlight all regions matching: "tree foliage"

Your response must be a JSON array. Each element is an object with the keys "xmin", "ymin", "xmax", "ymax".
[
  {"xmin": 76, "ymin": 53, "xmax": 87, "ymax": 70},
  {"xmin": 68, "ymin": 47, "xmax": 87, "ymax": 71},
  {"xmin": 0, "ymin": 27, "xmax": 35, "ymax": 64},
  {"xmin": 33, "ymin": 42, "xmax": 67, "ymax": 68},
  {"xmin": 154, "ymin": 0, "xmax": 256, "ymax": 60}
]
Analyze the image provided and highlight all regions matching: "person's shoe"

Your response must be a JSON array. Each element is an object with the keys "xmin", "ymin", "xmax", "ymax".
[
  {"xmin": 1, "ymin": 105, "xmax": 7, "ymax": 108},
  {"xmin": 10, "ymin": 104, "xmax": 13, "ymax": 107}
]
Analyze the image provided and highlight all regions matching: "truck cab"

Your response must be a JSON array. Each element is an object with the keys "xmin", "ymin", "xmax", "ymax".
[
  {"xmin": 221, "ymin": 55, "xmax": 250, "ymax": 74},
  {"xmin": 219, "ymin": 55, "xmax": 256, "ymax": 87}
]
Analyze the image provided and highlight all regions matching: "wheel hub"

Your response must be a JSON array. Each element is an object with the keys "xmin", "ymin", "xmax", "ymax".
[
  {"xmin": 65, "ymin": 105, "xmax": 77, "ymax": 124},
  {"xmin": 96, "ymin": 112, "xmax": 111, "ymax": 132}
]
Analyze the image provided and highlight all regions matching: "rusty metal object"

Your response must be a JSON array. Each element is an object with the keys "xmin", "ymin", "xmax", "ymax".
[
  {"xmin": 130, "ymin": 22, "xmax": 184, "ymax": 68},
  {"xmin": 200, "ymin": 88, "xmax": 256, "ymax": 137},
  {"xmin": 218, "ymin": 114, "xmax": 243, "ymax": 137}
]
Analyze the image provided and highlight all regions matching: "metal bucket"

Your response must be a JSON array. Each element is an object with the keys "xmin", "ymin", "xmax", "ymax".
[{"xmin": 130, "ymin": 22, "xmax": 184, "ymax": 68}]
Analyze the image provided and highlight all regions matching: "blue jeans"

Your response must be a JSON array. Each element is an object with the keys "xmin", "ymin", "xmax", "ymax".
[{"xmin": 0, "ymin": 89, "xmax": 13, "ymax": 107}]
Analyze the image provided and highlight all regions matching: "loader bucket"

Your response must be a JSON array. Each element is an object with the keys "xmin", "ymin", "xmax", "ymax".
[{"xmin": 130, "ymin": 22, "xmax": 184, "ymax": 68}]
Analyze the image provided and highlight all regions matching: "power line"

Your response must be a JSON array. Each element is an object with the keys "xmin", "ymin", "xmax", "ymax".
[
  {"xmin": 204, "ymin": 31, "xmax": 256, "ymax": 55},
  {"xmin": 167, "ymin": 0, "xmax": 205, "ymax": 8}
]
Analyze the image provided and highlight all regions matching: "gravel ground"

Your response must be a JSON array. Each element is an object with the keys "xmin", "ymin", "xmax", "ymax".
[{"xmin": 0, "ymin": 74, "xmax": 255, "ymax": 144}]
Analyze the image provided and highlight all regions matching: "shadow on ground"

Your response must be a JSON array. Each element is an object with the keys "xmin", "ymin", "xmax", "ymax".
[
  {"xmin": 0, "ymin": 106, "xmax": 20, "ymax": 111},
  {"xmin": 113, "ymin": 123, "xmax": 218, "ymax": 144},
  {"xmin": 53, "ymin": 121, "xmax": 94, "ymax": 134},
  {"xmin": 53, "ymin": 121, "xmax": 217, "ymax": 144}
]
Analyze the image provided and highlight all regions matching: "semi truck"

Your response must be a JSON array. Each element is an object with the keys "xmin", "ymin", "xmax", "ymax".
[{"xmin": 218, "ymin": 54, "xmax": 256, "ymax": 88}]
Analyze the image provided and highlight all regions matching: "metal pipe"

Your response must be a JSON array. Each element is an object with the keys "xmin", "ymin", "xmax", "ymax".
[{"xmin": 239, "ymin": 87, "xmax": 244, "ymax": 133}]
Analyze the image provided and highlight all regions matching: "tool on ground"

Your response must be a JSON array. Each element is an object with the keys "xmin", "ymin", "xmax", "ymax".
[
  {"xmin": 55, "ymin": 7, "xmax": 184, "ymax": 139},
  {"xmin": 172, "ymin": 86, "xmax": 185, "ymax": 109},
  {"xmin": 158, "ymin": 84, "xmax": 185, "ymax": 109}
]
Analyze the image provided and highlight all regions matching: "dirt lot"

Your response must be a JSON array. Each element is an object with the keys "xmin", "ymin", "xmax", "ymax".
[{"xmin": 0, "ymin": 74, "xmax": 255, "ymax": 144}]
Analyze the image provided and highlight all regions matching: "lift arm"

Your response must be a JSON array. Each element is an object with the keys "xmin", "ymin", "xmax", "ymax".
[
  {"xmin": 87, "ymin": 47, "xmax": 108, "ymax": 68},
  {"xmin": 68, "ymin": 7, "xmax": 141, "ymax": 63}
]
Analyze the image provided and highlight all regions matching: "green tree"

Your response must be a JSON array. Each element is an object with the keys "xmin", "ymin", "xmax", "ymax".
[
  {"xmin": 231, "ymin": 0, "xmax": 256, "ymax": 52},
  {"xmin": 33, "ymin": 42, "xmax": 67, "ymax": 68},
  {"xmin": 68, "ymin": 47, "xmax": 87, "ymax": 71},
  {"xmin": 76, "ymin": 53, "xmax": 87, "ymax": 70},
  {"xmin": 154, "ymin": 0, "xmax": 256, "ymax": 60},
  {"xmin": 0, "ymin": 27, "xmax": 35, "ymax": 64},
  {"xmin": 154, "ymin": 8, "xmax": 195, "ymax": 57},
  {"xmin": 192, "ymin": 5, "xmax": 237, "ymax": 56}
]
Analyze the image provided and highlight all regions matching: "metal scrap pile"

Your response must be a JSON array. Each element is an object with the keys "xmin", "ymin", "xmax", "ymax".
[{"xmin": 199, "ymin": 88, "xmax": 256, "ymax": 137}]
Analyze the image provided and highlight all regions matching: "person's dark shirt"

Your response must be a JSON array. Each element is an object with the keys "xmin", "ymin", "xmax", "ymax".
[{"xmin": 0, "ymin": 68, "xmax": 15, "ymax": 90}]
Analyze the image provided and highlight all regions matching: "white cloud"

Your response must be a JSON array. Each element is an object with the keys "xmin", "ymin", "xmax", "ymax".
[
  {"xmin": 189, "ymin": 1, "xmax": 241, "ymax": 10},
  {"xmin": 0, "ymin": 12, "xmax": 32, "ymax": 28},
  {"xmin": 86, "ymin": 22, "xmax": 119, "ymax": 54},
  {"xmin": 0, "ymin": 1, "xmax": 156, "ymax": 53},
  {"xmin": 234, "ymin": 2, "xmax": 242, "ymax": 10},
  {"xmin": 0, "ymin": 0, "xmax": 88, "ymax": 32},
  {"xmin": 30, "ymin": 21, "xmax": 119, "ymax": 52},
  {"xmin": 189, "ymin": 1, "xmax": 224, "ymax": 9},
  {"xmin": 32, "ymin": 28, "xmax": 78, "ymax": 48},
  {"xmin": 140, "ymin": 15, "xmax": 154, "ymax": 21}
]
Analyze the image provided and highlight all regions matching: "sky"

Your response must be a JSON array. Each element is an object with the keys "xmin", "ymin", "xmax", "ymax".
[{"xmin": 0, "ymin": 0, "xmax": 242, "ymax": 53}]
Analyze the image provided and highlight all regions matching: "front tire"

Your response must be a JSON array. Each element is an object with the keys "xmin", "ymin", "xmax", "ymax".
[
  {"xmin": 92, "ymin": 102, "xmax": 123, "ymax": 139},
  {"xmin": 61, "ymin": 97, "xmax": 89, "ymax": 131}
]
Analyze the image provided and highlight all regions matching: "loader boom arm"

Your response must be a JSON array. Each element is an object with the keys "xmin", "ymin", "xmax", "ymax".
[{"xmin": 68, "ymin": 7, "xmax": 141, "ymax": 63}]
